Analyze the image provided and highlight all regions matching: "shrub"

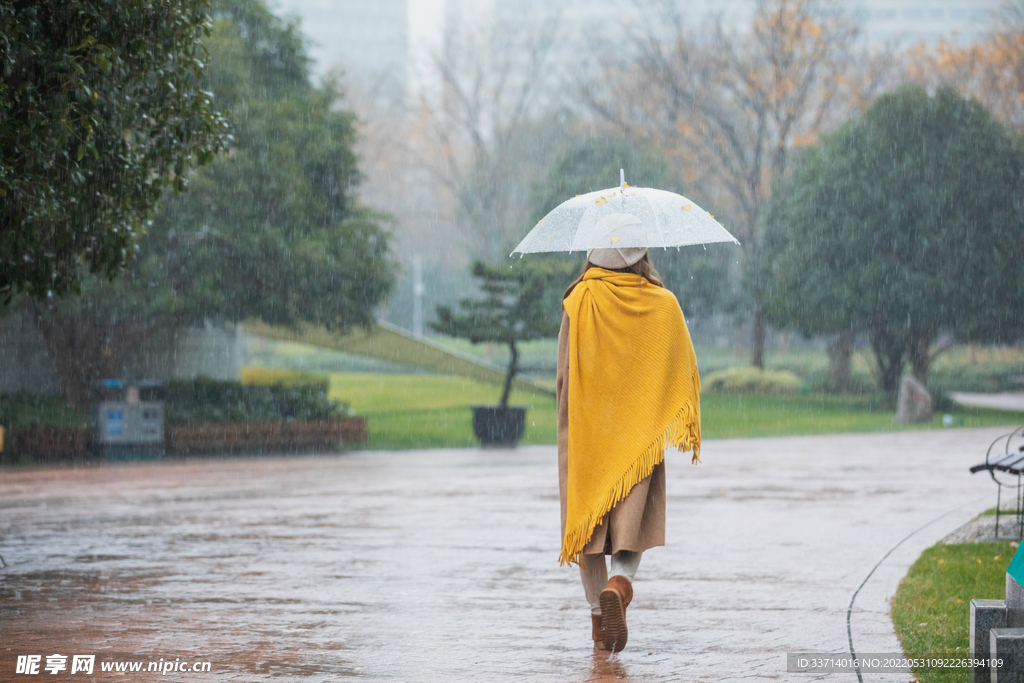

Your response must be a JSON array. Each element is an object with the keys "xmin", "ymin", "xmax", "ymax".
[
  {"xmin": 701, "ymin": 367, "xmax": 804, "ymax": 394},
  {"xmin": 0, "ymin": 393, "xmax": 89, "ymax": 429},
  {"xmin": 163, "ymin": 378, "xmax": 352, "ymax": 424}
]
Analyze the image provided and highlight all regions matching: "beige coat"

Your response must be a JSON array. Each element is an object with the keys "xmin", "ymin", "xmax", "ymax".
[{"xmin": 556, "ymin": 312, "xmax": 666, "ymax": 555}]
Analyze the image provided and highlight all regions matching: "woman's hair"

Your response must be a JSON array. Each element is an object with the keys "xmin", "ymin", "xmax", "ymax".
[{"xmin": 562, "ymin": 252, "xmax": 664, "ymax": 300}]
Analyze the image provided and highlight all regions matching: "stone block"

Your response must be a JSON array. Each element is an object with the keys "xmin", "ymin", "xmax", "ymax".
[
  {"xmin": 974, "ymin": 600, "xmax": 1007, "ymax": 683},
  {"xmin": 896, "ymin": 373, "xmax": 933, "ymax": 423},
  {"xmin": 990, "ymin": 628, "xmax": 1024, "ymax": 682}
]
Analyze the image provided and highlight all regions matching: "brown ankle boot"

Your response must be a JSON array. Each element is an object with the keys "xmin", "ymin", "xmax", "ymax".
[
  {"xmin": 592, "ymin": 614, "xmax": 609, "ymax": 650},
  {"xmin": 599, "ymin": 575, "xmax": 633, "ymax": 652}
]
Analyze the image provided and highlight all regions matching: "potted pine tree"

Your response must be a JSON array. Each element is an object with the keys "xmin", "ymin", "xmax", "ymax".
[{"xmin": 431, "ymin": 260, "xmax": 563, "ymax": 447}]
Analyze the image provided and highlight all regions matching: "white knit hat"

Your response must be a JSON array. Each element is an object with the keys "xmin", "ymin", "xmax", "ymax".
[{"xmin": 586, "ymin": 212, "xmax": 648, "ymax": 268}]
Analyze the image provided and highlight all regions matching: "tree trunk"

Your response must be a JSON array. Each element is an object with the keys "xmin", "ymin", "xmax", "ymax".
[
  {"xmin": 826, "ymin": 330, "xmax": 855, "ymax": 392},
  {"xmin": 869, "ymin": 326, "xmax": 904, "ymax": 395},
  {"xmin": 499, "ymin": 339, "xmax": 519, "ymax": 409},
  {"xmin": 29, "ymin": 302, "xmax": 172, "ymax": 408},
  {"xmin": 907, "ymin": 334, "xmax": 932, "ymax": 386},
  {"xmin": 751, "ymin": 309, "xmax": 766, "ymax": 369},
  {"xmin": 733, "ymin": 320, "xmax": 746, "ymax": 359}
]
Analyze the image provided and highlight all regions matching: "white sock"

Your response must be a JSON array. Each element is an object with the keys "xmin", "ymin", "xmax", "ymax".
[{"xmin": 608, "ymin": 550, "xmax": 642, "ymax": 583}]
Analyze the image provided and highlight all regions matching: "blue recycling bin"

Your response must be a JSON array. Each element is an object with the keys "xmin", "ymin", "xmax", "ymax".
[{"xmin": 93, "ymin": 380, "xmax": 165, "ymax": 461}]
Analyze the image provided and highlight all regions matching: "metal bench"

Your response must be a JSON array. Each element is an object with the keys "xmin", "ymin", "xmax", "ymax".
[{"xmin": 970, "ymin": 426, "xmax": 1024, "ymax": 540}]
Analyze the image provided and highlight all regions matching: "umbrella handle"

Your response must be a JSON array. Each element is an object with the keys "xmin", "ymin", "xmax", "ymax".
[{"xmin": 620, "ymin": 168, "xmax": 625, "ymax": 187}]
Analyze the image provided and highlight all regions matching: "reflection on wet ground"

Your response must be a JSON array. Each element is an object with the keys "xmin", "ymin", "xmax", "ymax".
[
  {"xmin": 587, "ymin": 651, "xmax": 633, "ymax": 682},
  {"xmin": 0, "ymin": 429, "xmax": 1006, "ymax": 681}
]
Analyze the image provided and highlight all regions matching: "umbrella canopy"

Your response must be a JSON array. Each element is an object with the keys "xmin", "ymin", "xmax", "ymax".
[{"xmin": 511, "ymin": 173, "xmax": 740, "ymax": 256}]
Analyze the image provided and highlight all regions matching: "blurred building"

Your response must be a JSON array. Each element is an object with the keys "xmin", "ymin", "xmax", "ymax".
[
  {"xmin": 275, "ymin": 0, "xmax": 1005, "ymax": 93},
  {"xmin": 272, "ymin": 0, "xmax": 465, "ymax": 100},
  {"xmin": 0, "ymin": 314, "xmax": 246, "ymax": 396},
  {"xmin": 851, "ymin": 0, "xmax": 1003, "ymax": 46},
  {"xmin": 273, "ymin": 0, "xmax": 415, "ymax": 97}
]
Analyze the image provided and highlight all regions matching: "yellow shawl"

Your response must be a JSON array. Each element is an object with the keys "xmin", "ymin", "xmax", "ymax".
[{"xmin": 560, "ymin": 268, "xmax": 701, "ymax": 566}]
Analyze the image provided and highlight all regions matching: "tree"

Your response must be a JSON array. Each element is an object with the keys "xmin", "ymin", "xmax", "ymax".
[
  {"xmin": 28, "ymin": 0, "xmax": 396, "ymax": 406},
  {"xmin": 757, "ymin": 85, "xmax": 1024, "ymax": 394},
  {"xmin": 413, "ymin": 9, "xmax": 565, "ymax": 262},
  {"xmin": 148, "ymin": 0, "xmax": 395, "ymax": 330},
  {"xmin": 0, "ymin": 0, "xmax": 230, "ymax": 301},
  {"xmin": 431, "ymin": 261, "xmax": 565, "ymax": 408},
  {"xmin": 581, "ymin": 0, "xmax": 891, "ymax": 367}
]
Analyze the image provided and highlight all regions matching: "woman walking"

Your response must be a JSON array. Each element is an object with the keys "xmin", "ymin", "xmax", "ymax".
[{"xmin": 556, "ymin": 241, "xmax": 701, "ymax": 653}]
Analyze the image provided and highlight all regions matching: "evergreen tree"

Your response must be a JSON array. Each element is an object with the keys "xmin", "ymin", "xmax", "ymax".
[
  {"xmin": 757, "ymin": 85, "xmax": 1024, "ymax": 393},
  {"xmin": 0, "ymin": 0, "xmax": 230, "ymax": 300},
  {"xmin": 28, "ymin": 0, "xmax": 396, "ymax": 405}
]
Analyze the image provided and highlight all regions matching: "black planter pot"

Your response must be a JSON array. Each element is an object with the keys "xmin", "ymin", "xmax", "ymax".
[{"xmin": 471, "ymin": 405, "xmax": 527, "ymax": 448}]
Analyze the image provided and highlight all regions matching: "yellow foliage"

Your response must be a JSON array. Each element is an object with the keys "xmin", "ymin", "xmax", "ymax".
[
  {"xmin": 240, "ymin": 367, "xmax": 329, "ymax": 386},
  {"xmin": 907, "ymin": 30, "xmax": 1024, "ymax": 130},
  {"xmin": 791, "ymin": 131, "xmax": 817, "ymax": 147},
  {"xmin": 702, "ymin": 367, "xmax": 803, "ymax": 394}
]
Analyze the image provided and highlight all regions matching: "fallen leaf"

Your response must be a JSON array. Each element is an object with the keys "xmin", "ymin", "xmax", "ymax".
[
  {"xmin": 596, "ymin": 196, "xmax": 607, "ymax": 205},
  {"xmin": 610, "ymin": 236, "xmax": 621, "ymax": 243},
  {"xmin": 681, "ymin": 203, "xmax": 692, "ymax": 211}
]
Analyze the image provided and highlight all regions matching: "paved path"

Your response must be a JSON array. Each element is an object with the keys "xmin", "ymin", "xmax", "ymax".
[
  {"xmin": 0, "ymin": 427, "xmax": 1014, "ymax": 682},
  {"xmin": 950, "ymin": 391, "xmax": 1024, "ymax": 413}
]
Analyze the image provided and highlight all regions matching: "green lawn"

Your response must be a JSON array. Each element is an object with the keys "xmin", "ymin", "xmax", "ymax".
[
  {"xmin": 328, "ymin": 372, "xmax": 1024, "ymax": 450},
  {"xmin": 328, "ymin": 373, "xmax": 556, "ymax": 450},
  {"xmin": 701, "ymin": 394, "xmax": 1023, "ymax": 437},
  {"xmin": 892, "ymin": 542, "xmax": 1016, "ymax": 683},
  {"xmin": 240, "ymin": 337, "xmax": 1024, "ymax": 450}
]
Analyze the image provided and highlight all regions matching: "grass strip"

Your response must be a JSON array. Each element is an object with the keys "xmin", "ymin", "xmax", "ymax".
[{"xmin": 891, "ymin": 542, "xmax": 1016, "ymax": 683}]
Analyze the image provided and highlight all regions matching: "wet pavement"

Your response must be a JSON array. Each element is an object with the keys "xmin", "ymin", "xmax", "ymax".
[{"xmin": 0, "ymin": 427, "xmax": 1012, "ymax": 682}]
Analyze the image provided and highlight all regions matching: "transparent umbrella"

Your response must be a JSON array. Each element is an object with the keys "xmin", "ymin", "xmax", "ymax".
[{"xmin": 511, "ymin": 170, "xmax": 740, "ymax": 256}]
